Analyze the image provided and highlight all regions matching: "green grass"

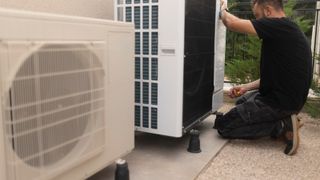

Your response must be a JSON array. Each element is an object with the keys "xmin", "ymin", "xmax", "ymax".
[{"xmin": 302, "ymin": 99, "xmax": 320, "ymax": 119}]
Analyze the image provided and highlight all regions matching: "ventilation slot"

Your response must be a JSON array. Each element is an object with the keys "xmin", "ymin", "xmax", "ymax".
[
  {"xmin": 152, "ymin": 32, "xmax": 158, "ymax": 55},
  {"xmin": 134, "ymin": 7, "xmax": 141, "ymax": 29},
  {"xmin": 151, "ymin": 6, "xmax": 158, "ymax": 29},
  {"xmin": 143, "ymin": 6, "xmax": 149, "ymax": 29},
  {"xmin": 135, "ymin": 106, "xmax": 141, "ymax": 126},
  {"xmin": 151, "ymin": 83, "xmax": 158, "ymax": 105},
  {"xmin": 126, "ymin": 7, "xmax": 132, "ymax": 22},
  {"xmin": 135, "ymin": 57, "xmax": 141, "ymax": 79},
  {"xmin": 135, "ymin": 82, "xmax": 141, "ymax": 103},
  {"xmin": 151, "ymin": 58, "xmax": 158, "ymax": 80},
  {"xmin": 135, "ymin": 32, "xmax": 141, "ymax": 55},
  {"xmin": 151, "ymin": 108, "xmax": 158, "ymax": 129},
  {"xmin": 143, "ymin": 82, "xmax": 149, "ymax": 104},
  {"xmin": 143, "ymin": 32, "xmax": 149, "ymax": 55},
  {"xmin": 143, "ymin": 107, "xmax": 149, "ymax": 128},
  {"xmin": 143, "ymin": 58, "xmax": 149, "ymax": 80}
]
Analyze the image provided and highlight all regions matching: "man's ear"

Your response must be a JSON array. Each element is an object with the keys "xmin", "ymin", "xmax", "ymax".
[{"xmin": 264, "ymin": 5, "xmax": 273, "ymax": 17}]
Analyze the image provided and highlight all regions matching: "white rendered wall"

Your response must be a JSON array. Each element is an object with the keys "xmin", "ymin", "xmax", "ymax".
[{"xmin": 0, "ymin": 0, "xmax": 114, "ymax": 19}]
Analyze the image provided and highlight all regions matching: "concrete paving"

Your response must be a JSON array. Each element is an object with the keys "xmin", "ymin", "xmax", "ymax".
[{"xmin": 88, "ymin": 115, "xmax": 227, "ymax": 180}]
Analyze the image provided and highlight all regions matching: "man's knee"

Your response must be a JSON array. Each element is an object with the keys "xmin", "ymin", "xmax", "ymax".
[
  {"xmin": 214, "ymin": 112, "xmax": 229, "ymax": 130},
  {"xmin": 217, "ymin": 128, "xmax": 233, "ymax": 138},
  {"xmin": 214, "ymin": 108, "xmax": 240, "ymax": 130},
  {"xmin": 214, "ymin": 107, "xmax": 247, "ymax": 138}
]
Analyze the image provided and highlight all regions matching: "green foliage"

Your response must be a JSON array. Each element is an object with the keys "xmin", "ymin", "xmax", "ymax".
[
  {"xmin": 311, "ymin": 78, "xmax": 320, "ymax": 95},
  {"xmin": 225, "ymin": 35, "xmax": 261, "ymax": 84},
  {"xmin": 225, "ymin": 59, "xmax": 260, "ymax": 84},
  {"xmin": 284, "ymin": 0, "xmax": 296, "ymax": 17},
  {"xmin": 302, "ymin": 99, "xmax": 320, "ymax": 119},
  {"xmin": 244, "ymin": 36, "xmax": 261, "ymax": 60},
  {"xmin": 284, "ymin": 0, "xmax": 313, "ymax": 34},
  {"xmin": 304, "ymin": 55, "xmax": 320, "ymax": 119},
  {"xmin": 294, "ymin": 16, "xmax": 313, "ymax": 33}
]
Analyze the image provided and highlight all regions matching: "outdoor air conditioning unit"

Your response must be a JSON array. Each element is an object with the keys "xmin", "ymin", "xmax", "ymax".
[
  {"xmin": 0, "ymin": 8, "xmax": 134, "ymax": 180},
  {"xmin": 115, "ymin": 0, "xmax": 226, "ymax": 137}
]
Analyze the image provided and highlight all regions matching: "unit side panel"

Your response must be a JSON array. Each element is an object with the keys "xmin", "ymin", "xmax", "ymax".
[
  {"xmin": 212, "ymin": 0, "xmax": 226, "ymax": 112},
  {"xmin": 183, "ymin": 0, "xmax": 216, "ymax": 127},
  {"xmin": 214, "ymin": 0, "xmax": 226, "ymax": 92},
  {"xmin": 157, "ymin": 0, "xmax": 185, "ymax": 136}
]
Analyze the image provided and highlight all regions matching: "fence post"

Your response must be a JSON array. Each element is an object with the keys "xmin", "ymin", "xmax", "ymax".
[{"xmin": 313, "ymin": 2, "xmax": 320, "ymax": 80}]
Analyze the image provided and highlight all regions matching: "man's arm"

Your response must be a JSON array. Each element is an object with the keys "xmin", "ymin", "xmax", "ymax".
[
  {"xmin": 220, "ymin": 0, "xmax": 257, "ymax": 36},
  {"xmin": 243, "ymin": 79, "xmax": 260, "ymax": 91},
  {"xmin": 229, "ymin": 79, "xmax": 260, "ymax": 98}
]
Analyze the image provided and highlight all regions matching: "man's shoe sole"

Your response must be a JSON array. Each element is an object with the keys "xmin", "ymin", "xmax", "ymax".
[{"xmin": 284, "ymin": 114, "xmax": 300, "ymax": 155}]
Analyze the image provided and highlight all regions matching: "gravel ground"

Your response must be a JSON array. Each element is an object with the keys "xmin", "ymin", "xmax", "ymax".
[{"xmin": 197, "ymin": 105, "xmax": 320, "ymax": 180}]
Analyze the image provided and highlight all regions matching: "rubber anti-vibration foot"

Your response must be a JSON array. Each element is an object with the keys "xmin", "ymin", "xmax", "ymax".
[
  {"xmin": 187, "ymin": 129, "xmax": 201, "ymax": 153},
  {"xmin": 115, "ymin": 159, "xmax": 129, "ymax": 180}
]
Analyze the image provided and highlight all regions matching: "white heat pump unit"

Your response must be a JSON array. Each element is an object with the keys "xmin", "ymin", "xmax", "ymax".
[
  {"xmin": 115, "ymin": 0, "xmax": 226, "ymax": 137},
  {"xmin": 0, "ymin": 8, "xmax": 134, "ymax": 180}
]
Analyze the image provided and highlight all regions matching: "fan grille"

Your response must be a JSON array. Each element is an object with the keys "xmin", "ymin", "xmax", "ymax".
[{"xmin": 3, "ymin": 42, "xmax": 106, "ymax": 173}]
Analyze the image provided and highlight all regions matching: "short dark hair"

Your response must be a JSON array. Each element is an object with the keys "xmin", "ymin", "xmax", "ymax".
[{"xmin": 252, "ymin": 0, "xmax": 284, "ymax": 10}]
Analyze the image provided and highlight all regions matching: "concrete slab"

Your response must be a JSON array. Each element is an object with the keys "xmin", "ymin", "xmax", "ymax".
[{"xmin": 88, "ymin": 115, "xmax": 227, "ymax": 180}]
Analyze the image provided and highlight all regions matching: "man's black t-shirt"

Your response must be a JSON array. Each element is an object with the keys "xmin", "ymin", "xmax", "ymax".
[{"xmin": 251, "ymin": 17, "xmax": 312, "ymax": 111}]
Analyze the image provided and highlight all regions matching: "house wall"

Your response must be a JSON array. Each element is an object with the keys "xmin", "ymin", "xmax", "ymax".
[{"xmin": 0, "ymin": 0, "xmax": 114, "ymax": 19}]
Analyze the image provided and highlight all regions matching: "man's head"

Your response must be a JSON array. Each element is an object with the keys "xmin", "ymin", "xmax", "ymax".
[{"xmin": 252, "ymin": 0, "xmax": 286, "ymax": 19}]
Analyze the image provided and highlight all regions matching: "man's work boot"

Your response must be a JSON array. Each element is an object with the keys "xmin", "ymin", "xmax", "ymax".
[
  {"xmin": 271, "ymin": 115, "xmax": 303, "ymax": 141},
  {"xmin": 283, "ymin": 114, "xmax": 300, "ymax": 155}
]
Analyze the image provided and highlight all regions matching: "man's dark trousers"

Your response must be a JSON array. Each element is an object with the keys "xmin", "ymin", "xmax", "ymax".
[{"xmin": 214, "ymin": 91, "xmax": 297, "ymax": 139}]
